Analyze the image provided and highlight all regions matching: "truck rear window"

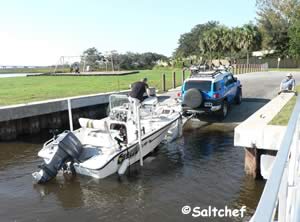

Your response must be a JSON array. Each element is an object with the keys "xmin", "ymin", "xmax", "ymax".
[
  {"xmin": 213, "ymin": 81, "xmax": 222, "ymax": 91},
  {"xmin": 184, "ymin": 80, "xmax": 211, "ymax": 92}
]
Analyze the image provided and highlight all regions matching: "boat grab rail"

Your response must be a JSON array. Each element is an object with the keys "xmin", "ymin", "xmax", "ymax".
[{"xmin": 43, "ymin": 138, "xmax": 55, "ymax": 148}]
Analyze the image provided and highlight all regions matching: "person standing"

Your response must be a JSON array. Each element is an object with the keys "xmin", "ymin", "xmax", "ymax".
[
  {"xmin": 128, "ymin": 78, "xmax": 150, "ymax": 121},
  {"xmin": 129, "ymin": 78, "xmax": 150, "ymax": 102}
]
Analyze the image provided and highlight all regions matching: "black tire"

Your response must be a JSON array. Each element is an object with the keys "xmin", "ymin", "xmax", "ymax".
[
  {"xmin": 217, "ymin": 100, "xmax": 229, "ymax": 120},
  {"xmin": 183, "ymin": 88, "xmax": 203, "ymax": 108},
  {"xmin": 235, "ymin": 88, "xmax": 242, "ymax": 105}
]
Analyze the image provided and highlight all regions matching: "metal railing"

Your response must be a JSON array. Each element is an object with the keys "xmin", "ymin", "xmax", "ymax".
[{"xmin": 251, "ymin": 95, "xmax": 300, "ymax": 222}]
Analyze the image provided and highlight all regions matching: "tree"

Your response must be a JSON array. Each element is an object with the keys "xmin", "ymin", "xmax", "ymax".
[
  {"xmin": 288, "ymin": 8, "xmax": 300, "ymax": 59},
  {"xmin": 288, "ymin": 19, "xmax": 300, "ymax": 57},
  {"xmin": 256, "ymin": 0, "xmax": 300, "ymax": 55},
  {"xmin": 219, "ymin": 27, "xmax": 234, "ymax": 57},
  {"xmin": 81, "ymin": 47, "xmax": 104, "ymax": 71},
  {"xmin": 109, "ymin": 51, "xmax": 168, "ymax": 70},
  {"xmin": 200, "ymin": 27, "xmax": 222, "ymax": 60},
  {"xmin": 174, "ymin": 21, "xmax": 219, "ymax": 58},
  {"xmin": 175, "ymin": 21, "xmax": 261, "ymax": 62},
  {"xmin": 234, "ymin": 24, "xmax": 262, "ymax": 64}
]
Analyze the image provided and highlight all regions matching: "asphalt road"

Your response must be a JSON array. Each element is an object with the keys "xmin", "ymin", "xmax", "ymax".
[
  {"xmin": 161, "ymin": 71, "xmax": 300, "ymax": 124},
  {"xmin": 237, "ymin": 71, "xmax": 300, "ymax": 99},
  {"xmin": 225, "ymin": 71, "xmax": 300, "ymax": 123}
]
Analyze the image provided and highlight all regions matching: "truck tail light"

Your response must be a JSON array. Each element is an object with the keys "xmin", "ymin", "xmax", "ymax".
[
  {"xmin": 177, "ymin": 92, "xmax": 181, "ymax": 97},
  {"xmin": 213, "ymin": 93, "xmax": 220, "ymax": 99}
]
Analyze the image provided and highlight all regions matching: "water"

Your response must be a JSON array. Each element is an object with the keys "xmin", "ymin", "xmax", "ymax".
[
  {"xmin": 0, "ymin": 124, "xmax": 264, "ymax": 222},
  {"xmin": 0, "ymin": 73, "xmax": 41, "ymax": 78}
]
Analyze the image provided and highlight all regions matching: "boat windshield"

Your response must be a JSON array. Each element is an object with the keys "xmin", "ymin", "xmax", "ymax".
[{"xmin": 109, "ymin": 94, "xmax": 130, "ymax": 111}]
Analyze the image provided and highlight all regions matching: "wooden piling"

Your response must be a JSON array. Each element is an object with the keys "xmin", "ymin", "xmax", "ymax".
[
  {"xmin": 244, "ymin": 147, "xmax": 261, "ymax": 179},
  {"xmin": 172, "ymin": 72, "xmax": 176, "ymax": 89},
  {"xmin": 162, "ymin": 73, "xmax": 166, "ymax": 92},
  {"xmin": 244, "ymin": 147, "xmax": 277, "ymax": 179}
]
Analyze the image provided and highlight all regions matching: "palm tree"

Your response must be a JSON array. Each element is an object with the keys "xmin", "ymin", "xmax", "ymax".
[
  {"xmin": 234, "ymin": 24, "xmax": 260, "ymax": 65},
  {"xmin": 201, "ymin": 28, "xmax": 220, "ymax": 61},
  {"xmin": 243, "ymin": 25, "xmax": 255, "ymax": 65},
  {"xmin": 219, "ymin": 26, "xmax": 234, "ymax": 58}
]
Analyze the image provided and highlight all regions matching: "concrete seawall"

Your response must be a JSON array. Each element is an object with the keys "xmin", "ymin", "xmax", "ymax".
[
  {"xmin": 0, "ymin": 88, "xmax": 155, "ymax": 141},
  {"xmin": 234, "ymin": 92, "xmax": 294, "ymax": 179},
  {"xmin": 28, "ymin": 71, "xmax": 140, "ymax": 77},
  {"xmin": 0, "ymin": 104, "xmax": 108, "ymax": 141}
]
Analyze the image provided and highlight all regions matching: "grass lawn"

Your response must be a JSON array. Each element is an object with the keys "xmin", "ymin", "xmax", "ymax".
[
  {"xmin": 0, "ymin": 68, "xmax": 186, "ymax": 106},
  {"xmin": 269, "ymin": 86, "xmax": 300, "ymax": 125}
]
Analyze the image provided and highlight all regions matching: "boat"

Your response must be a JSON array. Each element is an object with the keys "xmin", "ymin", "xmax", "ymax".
[{"xmin": 32, "ymin": 94, "xmax": 183, "ymax": 183}]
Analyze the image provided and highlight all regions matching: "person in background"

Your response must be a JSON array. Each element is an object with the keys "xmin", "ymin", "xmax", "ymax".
[
  {"xmin": 74, "ymin": 64, "xmax": 80, "ymax": 74},
  {"xmin": 129, "ymin": 78, "xmax": 150, "ymax": 103},
  {"xmin": 279, "ymin": 73, "xmax": 297, "ymax": 95}
]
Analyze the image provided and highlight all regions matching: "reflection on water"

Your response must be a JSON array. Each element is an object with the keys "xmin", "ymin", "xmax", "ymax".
[{"xmin": 0, "ymin": 125, "xmax": 264, "ymax": 222}]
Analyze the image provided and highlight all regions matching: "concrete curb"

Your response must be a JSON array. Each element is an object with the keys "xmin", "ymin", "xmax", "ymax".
[{"xmin": 234, "ymin": 93, "xmax": 294, "ymax": 150}]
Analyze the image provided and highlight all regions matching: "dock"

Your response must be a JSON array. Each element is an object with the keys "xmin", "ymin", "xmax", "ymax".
[
  {"xmin": 247, "ymin": 95, "xmax": 300, "ymax": 222},
  {"xmin": 232, "ymin": 83, "xmax": 300, "ymax": 221}
]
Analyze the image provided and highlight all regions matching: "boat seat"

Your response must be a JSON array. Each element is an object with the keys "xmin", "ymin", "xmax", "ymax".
[
  {"xmin": 142, "ymin": 96, "xmax": 158, "ymax": 106},
  {"xmin": 79, "ymin": 118, "xmax": 107, "ymax": 130},
  {"xmin": 79, "ymin": 118, "xmax": 117, "ymax": 148},
  {"xmin": 81, "ymin": 130, "xmax": 118, "ymax": 149}
]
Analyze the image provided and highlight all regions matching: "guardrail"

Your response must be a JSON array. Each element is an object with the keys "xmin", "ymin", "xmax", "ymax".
[{"xmin": 251, "ymin": 95, "xmax": 300, "ymax": 222}]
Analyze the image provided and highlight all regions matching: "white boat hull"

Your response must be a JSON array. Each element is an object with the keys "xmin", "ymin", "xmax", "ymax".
[
  {"xmin": 33, "ymin": 94, "xmax": 183, "ymax": 183},
  {"xmin": 73, "ymin": 118, "xmax": 175, "ymax": 179}
]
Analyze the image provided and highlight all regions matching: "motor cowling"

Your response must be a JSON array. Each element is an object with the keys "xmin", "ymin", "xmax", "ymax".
[{"xmin": 32, "ymin": 131, "xmax": 82, "ymax": 184}]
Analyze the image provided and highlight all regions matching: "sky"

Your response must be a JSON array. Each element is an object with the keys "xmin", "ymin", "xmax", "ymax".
[{"xmin": 0, "ymin": 0, "xmax": 257, "ymax": 66}]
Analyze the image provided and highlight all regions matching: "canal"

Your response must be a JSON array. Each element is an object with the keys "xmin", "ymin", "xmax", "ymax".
[{"xmin": 0, "ymin": 123, "xmax": 264, "ymax": 222}]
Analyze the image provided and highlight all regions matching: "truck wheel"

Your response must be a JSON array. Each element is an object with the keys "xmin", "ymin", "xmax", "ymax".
[
  {"xmin": 217, "ymin": 100, "xmax": 228, "ymax": 120},
  {"xmin": 235, "ymin": 88, "xmax": 242, "ymax": 105}
]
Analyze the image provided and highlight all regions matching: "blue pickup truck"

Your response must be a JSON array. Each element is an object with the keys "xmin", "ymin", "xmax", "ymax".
[{"xmin": 180, "ymin": 69, "xmax": 242, "ymax": 119}]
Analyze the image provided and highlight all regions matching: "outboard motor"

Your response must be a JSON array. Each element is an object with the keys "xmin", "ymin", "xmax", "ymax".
[{"xmin": 32, "ymin": 131, "xmax": 82, "ymax": 184}]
